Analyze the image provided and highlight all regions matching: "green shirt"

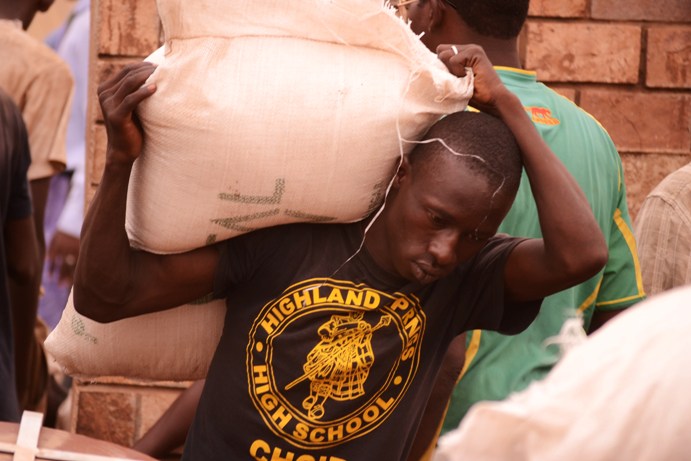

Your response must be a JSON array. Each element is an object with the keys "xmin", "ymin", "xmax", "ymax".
[{"xmin": 441, "ymin": 67, "xmax": 646, "ymax": 433}]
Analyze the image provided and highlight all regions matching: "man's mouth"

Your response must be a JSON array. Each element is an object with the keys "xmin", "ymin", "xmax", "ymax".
[{"xmin": 413, "ymin": 261, "xmax": 442, "ymax": 283}]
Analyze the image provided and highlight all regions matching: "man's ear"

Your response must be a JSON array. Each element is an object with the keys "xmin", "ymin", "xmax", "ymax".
[
  {"xmin": 428, "ymin": 0, "xmax": 448, "ymax": 30},
  {"xmin": 394, "ymin": 156, "xmax": 412, "ymax": 189}
]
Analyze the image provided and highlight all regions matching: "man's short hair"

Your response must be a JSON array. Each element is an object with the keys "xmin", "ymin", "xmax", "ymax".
[
  {"xmin": 408, "ymin": 111, "xmax": 522, "ymax": 197},
  {"xmin": 445, "ymin": 0, "xmax": 529, "ymax": 39}
]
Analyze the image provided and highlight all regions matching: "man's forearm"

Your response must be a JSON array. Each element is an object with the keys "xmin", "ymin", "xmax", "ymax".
[
  {"xmin": 29, "ymin": 177, "xmax": 50, "ymax": 261},
  {"xmin": 73, "ymin": 155, "xmax": 136, "ymax": 316},
  {"xmin": 495, "ymin": 94, "xmax": 607, "ymax": 277}
]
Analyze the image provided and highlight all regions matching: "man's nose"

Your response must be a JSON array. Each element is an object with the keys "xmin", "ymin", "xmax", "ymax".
[{"xmin": 429, "ymin": 231, "xmax": 459, "ymax": 268}]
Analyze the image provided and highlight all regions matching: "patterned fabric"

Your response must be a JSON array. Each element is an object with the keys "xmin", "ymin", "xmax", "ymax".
[{"xmin": 634, "ymin": 162, "xmax": 691, "ymax": 295}]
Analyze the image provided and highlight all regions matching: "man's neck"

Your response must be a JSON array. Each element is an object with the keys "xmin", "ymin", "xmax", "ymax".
[
  {"xmin": 361, "ymin": 215, "xmax": 395, "ymax": 275},
  {"xmin": 442, "ymin": 17, "xmax": 522, "ymax": 69},
  {"xmin": 0, "ymin": 6, "xmax": 32, "ymax": 30}
]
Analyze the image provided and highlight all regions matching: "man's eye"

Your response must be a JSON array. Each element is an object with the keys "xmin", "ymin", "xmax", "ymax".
[{"xmin": 427, "ymin": 211, "xmax": 444, "ymax": 226}]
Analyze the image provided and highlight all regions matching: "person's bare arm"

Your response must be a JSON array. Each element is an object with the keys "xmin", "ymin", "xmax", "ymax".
[
  {"xmin": 133, "ymin": 380, "xmax": 205, "ymax": 457},
  {"xmin": 5, "ymin": 215, "xmax": 41, "ymax": 401},
  {"xmin": 73, "ymin": 63, "xmax": 219, "ymax": 323},
  {"xmin": 407, "ymin": 333, "xmax": 466, "ymax": 461},
  {"xmin": 29, "ymin": 176, "xmax": 50, "ymax": 261},
  {"xmin": 438, "ymin": 45, "xmax": 608, "ymax": 303},
  {"xmin": 589, "ymin": 309, "xmax": 622, "ymax": 333}
]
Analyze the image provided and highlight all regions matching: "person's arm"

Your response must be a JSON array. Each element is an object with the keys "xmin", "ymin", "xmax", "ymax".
[
  {"xmin": 133, "ymin": 380, "xmax": 205, "ymax": 457},
  {"xmin": 5, "ymin": 215, "xmax": 42, "ymax": 405},
  {"xmin": 73, "ymin": 63, "xmax": 219, "ymax": 323},
  {"xmin": 28, "ymin": 177, "xmax": 50, "ymax": 261},
  {"xmin": 589, "ymin": 310, "xmax": 621, "ymax": 333},
  {"xmin": 407, "ymin": 333, "xmax": 466, "ymax": 461},
  {"xmin": 47, "ymin": 165, "xmax": 84, "ymax": 286},
  {"xmin": 438, "ymin": 45, "xmax": 608, "ymax": 302}
]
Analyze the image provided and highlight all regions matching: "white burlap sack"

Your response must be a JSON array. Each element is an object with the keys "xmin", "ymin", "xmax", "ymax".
[
  {"xmin": 433, "ymin": 285, "xmax": 691, "ymax": 461},
  {"xmin": 46, "ymin": 0, "xmax": 472, "ymax": 381},
  {"xmin": 129, "ymin": 0, "xmax": 472, "ymax": 254},
  {"xmin": 45, "ymin": 291, "xmax": 225, "ymax": 381}
]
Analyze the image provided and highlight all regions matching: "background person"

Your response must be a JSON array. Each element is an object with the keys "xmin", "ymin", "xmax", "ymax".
[
  {"xmin": 0, "ymin": 89, "xmax": 42, "ymax": 422},
  {"xmin": 0, "ymin": 0, "xmax": 73, "ymax": 263},
  {"xmin": 634, "ymin": 161, "xmax": 691, "ymax": 295}
]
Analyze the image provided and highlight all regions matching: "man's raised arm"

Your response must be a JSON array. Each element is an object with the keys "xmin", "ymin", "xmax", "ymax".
[
  {"xmin": 73, "ymin": 63, "xmax": 219, "ymax": 323},
  {"xmin": 439, "ymin": 45, "xmax": 608, "ymax": 302}
]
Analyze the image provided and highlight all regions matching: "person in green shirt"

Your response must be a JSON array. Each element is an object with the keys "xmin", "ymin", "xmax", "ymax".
[{"xmin": 397, "ymin": 1, "xmax": 647, "ymax": 458}]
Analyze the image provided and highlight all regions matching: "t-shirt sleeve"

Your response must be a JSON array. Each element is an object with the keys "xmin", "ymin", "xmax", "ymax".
[
  {"xmin": 212, "ymin": 226, "xmax": 306, "ymax": 299},
  {"xmin": 24, "ymin": 58, "xmax": 72, "ymax": 180},
  {"xmin": 458, "ymin": 235, "xmax": 542, "ymax": 336},
  {"xmin": 595, "ymin": 157, "xmax": 646, "ymax": 310},
  {"xmin": 213, "ymin": 231, "xmax": 265, "ymax": 299}
]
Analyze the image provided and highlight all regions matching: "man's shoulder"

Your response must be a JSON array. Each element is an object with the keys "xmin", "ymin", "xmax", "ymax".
[
  {"xmin": 222, "ymin": 221, "xmax": 359, "ymax": 250},
  {"xmin": 647, "ymin": 163, "xmax": 691, "ymax": 205},
  {"xmin": 0, "ymin": 89, "xmax": 28, "ymax": 146},
  {"xmin": 503, "ymin": 74, "xmax": 611, "ymax": 139},
  {"xmin": 0, "ymin": 25, "xmax": 71, "ymax": 82}
]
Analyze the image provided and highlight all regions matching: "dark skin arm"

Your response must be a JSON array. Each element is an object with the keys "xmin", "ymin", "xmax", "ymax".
[
  {"xmin": 5, "ymin": 215, "xmax": 42, "ymax": 404},
  {"xmin": 437, "ymin": 44, "xmax": 608, "ymax": 302},
  {"xmin": 73, "ymin": 63, "xmax": 219, "ymax": 322},
  {"xmin": 406, "ymin": 333, "xmax": 466, "ymax": 461},
  {"xmin": 588, "ymin": 309, "xmax": 622, "ymax": 333},
  {"xmin": 407, "ymin": 46, "xmax": 608, "ymax": 459},
  {"xmin": 133, "ymin": 380, "xmax": 205, "ymax": 457},
  {"xmin": 29, "ymin": 177, "xmax": 50, "ymax": 261},
  {"xmin": 76, "ymin": 49, "xmax": 606, "ymax": 321},
  {"xmin": 47, "ymin": 230, "xmax": 80, "ymax": 286}
]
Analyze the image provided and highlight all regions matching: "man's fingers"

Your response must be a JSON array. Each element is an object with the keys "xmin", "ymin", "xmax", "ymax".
[
  {"xmin": 111, "ymin": 82, "xmax": 157, "ymax": 121},
  {"xmin": 98, "ymin": 62, "xmax": 155, "ymax": 97},
  {"xmin": 99, "ymin": 63, "xmax": 157, "ymax": 113}
]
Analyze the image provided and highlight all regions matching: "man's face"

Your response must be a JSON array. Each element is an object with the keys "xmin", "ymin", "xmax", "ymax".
[{"xmin": 379, "ymin": 149, "xmax": 512, "ymax": 284}]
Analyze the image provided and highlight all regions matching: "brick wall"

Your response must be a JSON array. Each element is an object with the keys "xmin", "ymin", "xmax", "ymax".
[
  {"xmin": 524, "ymin": 0, "xmax": 691, "ymax": 217},
  {"xmin": 77, "ymin": 0, "xmax": 691, "ymax": 448}
]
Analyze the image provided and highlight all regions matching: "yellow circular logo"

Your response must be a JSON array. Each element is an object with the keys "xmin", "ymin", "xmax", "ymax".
[{"xmin": 247, "ymin": 279, "xmax": 425, "ymax": 449}]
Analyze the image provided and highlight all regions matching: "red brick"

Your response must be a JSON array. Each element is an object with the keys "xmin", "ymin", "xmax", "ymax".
[
  {"xmin": 75, "ymin": 389, "xmax": 136, "ymax": 447},
  {"xmin": 136, "ymin": 388, "xmax": 183, "ymax": 439},
  {"xmin": 646, "ymin": 26, "xmax": 691, "ymax": 89},
  {"xmin": 97, "ymin": 0, "xmax": 160, "ymax": 56},
  {"xmin": 592, "ymin": 0, "xmax": 691, "ymax": 21},
  {"xmin": 546, "ymin": 85, "xmax": 577, "ymax": 102},
  {"xmin": 87, "ymin": 123, "xmax": 107, "ymax": 194},
  {"xmin": 528, "ymin": 0, "xmax": 586, "ymax": 18},
  {"xmin": 525, "ymin": 22, "xmax": 641, "ymax": 83},
  {"xmin": 580, "ymin": 90, "xmax": 690, "ymax": 154},
  {"xmin": 621, "ymin": 153, "xmax": 691, "ymax": 220}
]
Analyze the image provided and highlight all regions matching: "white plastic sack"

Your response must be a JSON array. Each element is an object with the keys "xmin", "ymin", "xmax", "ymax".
[
  {"xmin": 45, "ymin": 291, "xmax": 225, "ymax": 381},
  {"xmin": 433, "ymin": 285, "xmax": 691, "ymax": 461},
  {"xmin": 129, "ymin": 0, "xmax": 472, "ymax": 254}
]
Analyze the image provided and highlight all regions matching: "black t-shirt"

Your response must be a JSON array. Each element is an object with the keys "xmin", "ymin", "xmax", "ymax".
[
  {"xmin": 183, "ymin": 222, "xmax": 540, "ymax": 460},
  {"xmin": 0, "ymin": 90, "xmax": 32, "ymax": 422}
]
